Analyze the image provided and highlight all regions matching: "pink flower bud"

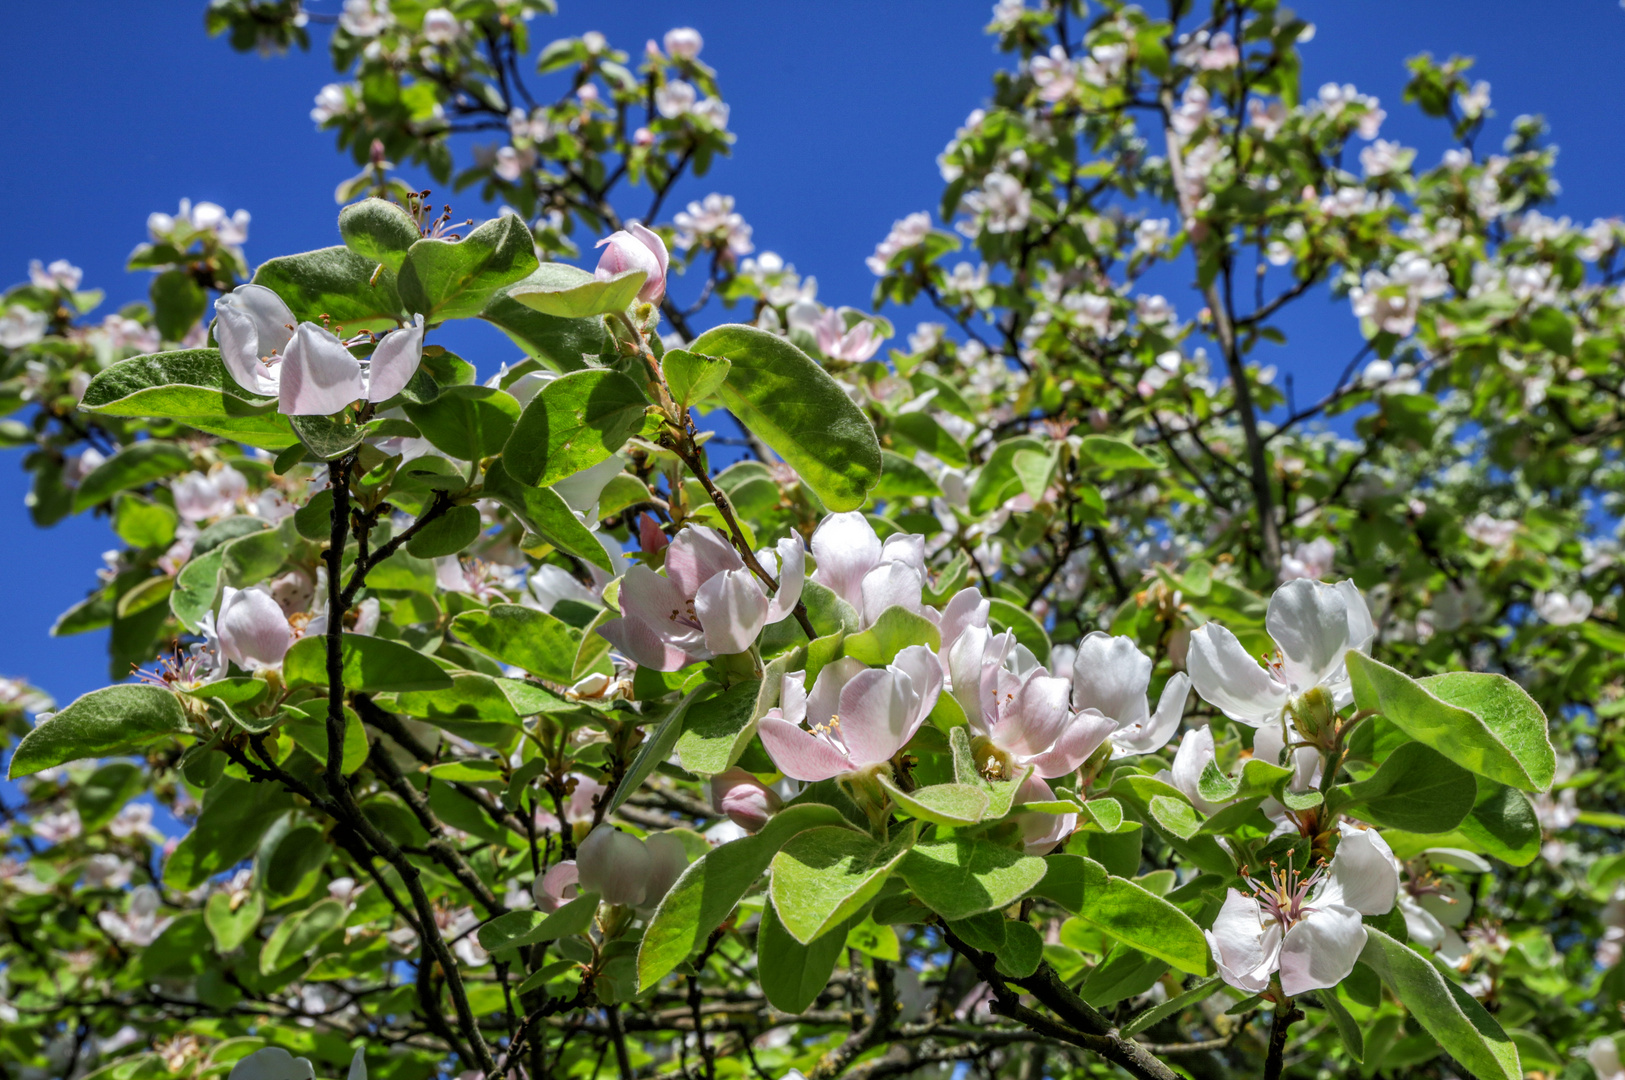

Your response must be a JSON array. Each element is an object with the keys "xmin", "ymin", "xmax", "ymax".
[
  {"xmin": 595, "ymin": 222, "xmax": 668, "ymax": 303},
  {"xmin": 709, "ymin": 768, "xmax": 781, "ymax": 833},
  {"xmin": 576, "ymin": 826, "xmax": 651, "ymax": 906},
  {"xmin": 638, "ymin": 513, "xmax": 668, "ymax": 553},
  {"xmin": 532, "ymin": 860, "xmax": 580, "ymax": 913},
  {"xmin": 640, "ymin": 832, "xmax": 690, "ymax": 911}
]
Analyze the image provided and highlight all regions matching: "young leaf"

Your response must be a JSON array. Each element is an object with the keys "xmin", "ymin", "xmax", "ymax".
[
  {"xmin": 338, "ymin": 197, "xmax": 421, "ymax": 272},
  {"xmin": 1341, "ymin": 740, "xmax": 1477, "ymax": 833},
  {"xmin": 282, "ymin": 633, "xmax": 454, "ymax": 693},
  {"xmin": 673, "ymin": 677, "xmax": 762, "ymax": 776},
  {"xmin": 450, "ymin": 604, "xmax": 581, "ymax": 683},
  {"xmin": 481, "ymin": 459, "xmax": 616, "ymax": 572},
  {"xmin": 897, "ymin": 835, "xmax": 1048, "ymax": 921},
  {"xmin": 1061, "ymin": 856, "xmax": 1212, "ymax": 976},
  {"xmin": 662, "ymin": 348, "xmax": 731, "ymax": 409},
  {"xmin": 507, "ymin": 263, "xmax": 647, "ymax": 318},
  {"xmin": 9, "ymin": 685, "xmax": 189, "ymax": 778},
  {"xmin": 402, "ymin": 385, "xmax": 521, "ymax": 462},
  {"xmin": 758, "ymin": 900, "xmax": 858, "ymax": 1014},
  {"xmin": 769, "ymin": 824, "xmax": 916, "ymax": 944},
  {"xmin": 252, "ymin": 245, "xmax": 406, "ymax": 332}
]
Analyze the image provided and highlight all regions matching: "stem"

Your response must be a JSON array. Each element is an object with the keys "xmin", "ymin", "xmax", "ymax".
[
  {"xmin": 1263, "ymin": 1000, "xmax": 1302, "ymax": 1080},
  {"xmin": 606, "ymin": 1003, "xmax": 635, "ymax": 1080}
]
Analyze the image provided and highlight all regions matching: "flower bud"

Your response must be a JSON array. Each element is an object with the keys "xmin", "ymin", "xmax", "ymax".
[
  {"xmin": 576, "ymin": 825, "xmax": 652, "ymax": 906},
  {"xmin": 532, "ymin": 860, "xmax": 580, "ymax": 913},
  {"xmin": 709, "ymin": 768, "xmax": 781, "ymax": 833},
  {"xmin": 595, "ymin": 222, "xmax": 668, "ymax": 303},
  {"xmin": 1288, "ymin": 685, "xmax": 1337, "ymax": 748},
  {"xmin": 217, "ymin": 586, "xmax": 294, "ymax": 672},
  {"xmin": 639, "ymin": 832, "xmax": 690, "ymax": 911}
]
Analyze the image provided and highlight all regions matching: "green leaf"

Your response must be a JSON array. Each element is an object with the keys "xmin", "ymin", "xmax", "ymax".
[
  {"xmin": 1197, "ymin": 757, "xmax": 1294, "ymax": 804},
  {"xmin": 402, "ymin": 385, "xmax": 520, "ymax": 462},
  {"xmin": 205, "ymin": 890, "xmax": 263, "ymax": 953},
  {"xmin": 879, "ymin": 777, "xmax": 990, "ymax": 826},
  {"xmin": 112, "ymin": 493, "xmax": 178, "ymax": 549},
  {"xmin": 843, "ymin": 605, "xmax": 941, "ymax": 667},
  {"xmin": 338, "ymin": 198, "xmax": 420, "ymax": 273},
  {"xmin": 1120, "ymin": 976, "xmax": 1223, "ymax": 1037},
  {"xmin": 252, "ymin": 245, "xmax": 405, "ymax": 333},
  {"xmin": 288, "ymin": 413, "xmax": 367, "ymax": 461},
  {"xmin": 1314, "ymin": 986, "xmax": 1365, "ymax": 1062},
  {"xmin": 393, "ymin": 673, "xmax": 522, "ymax": 747},
  {"xmin": 691, "ymin": 324, "xmax": 882, "ymax": 512},
  {"xmin": 871, "ymin": 450, "xmax": 943, "ymax": 500},
  {"xmin": 758, "ymin": 899, "xmax": 859, "ymax": 1014},
  {"xmin": 769, "ymin": 824, "xmax": 917, "ymax": 944},
  {"xmin": 73, "ymin": 441, "xmax": 193, "ymax": 513},
  {"xmin": 508, "ymin": 262, "xmax": 647, "ymax": 318},
  {"xmin": 405, "ymin": 503, "xmax": 483, "ymax": 558},
  {"xmin": 151, "ymin": 268, "xmax": 208, "ymax": 341},
  {"xmin": 987, "ymin": 598, "xmax": 1051, "ymax": 659},
  {"xmin": 891, "ymin": 412, "xmax": 969, "ymax": 468},
  {"xmin": 501, "ymin": 369, "xmax": 647, "ymax": 487},
  {"xmin": 1358, "ymin": 928, "xmax": 1521, "ymax": 1080},
  {"xmin": 662, "ymin": 349, "xmax": 731, "ymax": 409},
  {"xmin": 1458, "ymin": 780, "xmax": 1541, "ymax": 866},
  {"xmin": 1348, "ymin": 655, "xmax": 1554, "ymax": 792},
  {"xmin": 397, "ymin": 214, "xmax": 540, "ymax": 322},
  {"xmin": 262, "ymin": 822, "xmax": 332, "ymax": 896},
  {"xmin": 451, "ymin": 604, "xmax": 581, "ymax": 682},
  {"xmin": 897, "ymin": 836, "xmax": 1048, "ymax": 921},
  {"xmin": 1342, "ymin": 740, "xmax": 1476, "ymax": 833},
  {"xmin": 9, "ymin": 685, "xmax": 189, "ymax": 778},
  {"xmin": 482, "ymin": 459, "xmax": 615, "ymax": 572},
  {"xmin": 74, "ymin": 761, "xmax": 145, "ymax": 831},
  {"xmin": 1061, "ymin": 856, "xmax": 1211, "ymax": 975},
  {"xmin": 260, "ymin": 898, "xmax": 346, "ymax": 974},
  {"xmin": 638, "ymin": 803, "xmax": 853, "ymax": 990},
  {"xmin": 674, "ymin": 677, "xmax": 763, "ymax": 776},
  {"xmin": 480, "ymin": 272, "xmax": 611, "ymax": 370},
  {"xmin": 164, "ymin": 775, "xmax": 297, "ymax": 890},
  {"xmin": 78, "ymin": 349, "xmax": 294, "ymax": 451},
  {"xmin": 967, "ymin": 437, "xmax": 1043, "ymax": 514},
  {"xmin": 282, "ymin": 633, "xmax": 454, "ymax": 693},
  {"xmin": 1149, "ymin": 794, "xmax": 1202, "ymax": 840},
  {"xmin": 478, "ymin": 891, "xmax": 600, "ymax": 953},
  {"xmin": 1526, "ymin": 305, "xmax": 1574, "ymax": 357},
  {"xmin": 949, "ymin": 912, "xmax": 1044, "ymax": 977},
  {"xmin": 1079, "ymin": 435, "xmax": 1159, "ymax": 470},
  {"xmin": 1012, "ymin": 447, "xmax": 1058, "ymax": 501}
]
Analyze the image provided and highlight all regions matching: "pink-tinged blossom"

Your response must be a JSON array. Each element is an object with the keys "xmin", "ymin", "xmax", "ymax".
[
  {"xmin": 951, "ymin": 626, "xmax": 1109, "ymax": 779},
  {"xmin": 1592, "ymin": 1038, "xmax": 1625, "ymax": 1080},
  {"xmin": 655, "ymin": 79, "xmax": 698, "ymax": 118},
  {"xmin": 595, "ymin": 222, "xmax": 669, "ymax": 304},
  {"xmin": 422, "ymin": 8, "xmax": 459, "ymax": 44},
  {"xmin": 110, "ymin": 802, "xmax": 162, "ymax": 841},
  {"xmin": 1188, "ymin": 579, "xmax": 1375, "ymax": 728},
  {"xmin": 215, "ymin": 286, "xmax": 426, "ymax": 414},
  {"xmin": 1015, "ymin": 774, "xmax": 1077, "ymax": 854},
  {"xmin": 172, "ymin": 465, "xmax": 247, "ymax": 522},
  {"xmin": 576, "ymin": 826, "xmax": 689, "ymax": 910},
  {"xmin": 98, "ymin": 885, "xmax": 172, "ymax": 947},
  {"xmin": 29, "ymin": 259, "xmax": 83, "ymax": 291},
  {"xmin": 673, "ymin": 193, "xmax": 754, "ymax": 259},
  {"xmin": 663, "ymin": 27, "xmax": 703, "ymax": 60},
  {"xmin": 809, "ymin": 512, "xmax": 925, "ymax": 627},
  {"xmin": 815, "ymin": 310, "xmax": 884, "ymax": 362},
  {"xmin": 1464, "ymin": 513, "xmax": 1516, "ymax": 549},
  {"xmin": 757, "ymin": 647, "xmax": 943, "ymax": 782},
  {"xmin": 33, "ymin": 808, "xmax": 82, "ymax": 844},
  {"xmin": 1030, "ymin": 46, "xmax": 1077, "ymax": 102},
  {"xmin": 599, "ymin": 525, "xmax": 805, "ymax": 670},
  {"xmin": 532, "ymin": 861, "xmax": 581, "ymax": 913},
  {"xmin": 709, "ymin": 768, "xmax": 781, "ymax": 832},
  {"xmin": 867, "ymin": 212, "xmax": 932, "ymax": 276},
  {"xmin": 216, "ymin": 585, "xmax": 294, "ymax": 672},
  {"xmin": 1279, "ymin": 537, "xmax": 1336, "ymax": 582},
  {"xmin": 960, "ymin": 172, "xmax": 1031, "ymax": 235},
  {"xmin": 1207, "ymin": 823, "xmax": 1398, "ymax": 997}
]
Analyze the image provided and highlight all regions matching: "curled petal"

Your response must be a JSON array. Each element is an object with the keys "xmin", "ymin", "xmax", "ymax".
[
  {"xmin": 1206, "ymin": 889, "xmax": 1279, "ymax": 995},
  {"xmin": 1278, "ymin": 904, "xmax": 1366, "ymax": 997},
  {"xmin": 776, "ymin": 670, "xmax": 808, "ymax": 726},
  {"xmin": 1168, "ymin": 724, "xmax": 1226, "ymax": 816},
  {"xmin": 366, "ymin": 313, "xmax": 426, "ymax": 402},
  {"xmin": 1070, "ymin": 632, "xmax": 1153, "ymax": 729},
  {"xmin": 278, "ymin": 322, "xmax": 366, "ymax": 415},
  {"xmin": 1111, "ymin": 671, "xmax": 1190, "ymax": 757},
  {"xmin": 1025, "ymin": 709, "xmax": 1116, "ymax": 778},
  {"xmin": 694, "ymin": 567, "xmax": 771, "ymax": 655},
  {"xmin": 1187, "ymin": 623, "xmax": 1289, "ymax": 727},
  {"xmin": 807, "ymin": 657, "xmax": 866, "ymax": 730},
  {"xmin": 214, "ymin": 284, "xmax": 294, "ymax": 396},
  {"xmin": 763, "ymin": 535, "xmax": 806, "ymax": 625},
  {"xmin": 992, "ymin": 669, "xmax": 1073, "ymax": 759},
  {"xmin": 665, "ymin": 525, "xmax": 743, "ymax": 599},
  {"xmin": 809, "ymin": 511, "xmax": 881, "ymax": 610},
  {"xmin": 532, "ymin": 861, "xmax": 580, "ymax": 913},
  {"xmin": 1319, "ymin": 822, "xmax": 1399, "ymax": 916},
  {"xmin": 938, "ymin": 587, "xmax": 989, "ymax": 655},
  {"xmin": 1016, "ymin": 774, "xmax": 1076, "ymax": 853}
]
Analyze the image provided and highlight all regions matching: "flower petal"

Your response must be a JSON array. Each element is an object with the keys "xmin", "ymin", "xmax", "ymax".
[
  {"xmin": 1169, "ymin": 724, "xmax": 1227, "ymax": 815},
  {"xmin": 837, "ymin": 667, "xmax": 920, "ymax": 768},
  {"xmin": 598, "ymin": 565, "xmax": 708, "ymax": 670},
  {"xmin": 277, "ymin": 322, "xmax": 366, "ymax": 415},
  {"xmin": 1187, "ymin": 623, "xmax": 1289, "ymax": 727},
  {"xmin": 1111, "ymin": 671, "xmax": 1190, "ymax": 757},
  {"xmin": 577, "ymin": 826, "xmax": 652, "ymax": 907},
  {"xmin": 1278, "ymin": 904, "xmax": 1366, "ymax": 997},
  {"xmin": 1070, "ymin": 631, "xmax": 1152, "ymax": 729},
  {"xmin": 938, "ymin": 587, "xmax": 990, "ymax": 655},
  {"xmin": 214, "ymin": 284, "xmax": 293, "ymax": 396},
  {"xmin": 1025, "ymin": 709, "xmax": 1116, "ymax": 778},
  {"xmin": 217, "ymin": 586, "xmax": 293, "ymax": 671},
  {"xmin": 758, "ymin": 715, "xmax": 853, "ymax": 782},
  {"xmin": 777, "ymin": 670, "xmax": 808, "ymax": 726},
  {"xmin": 858, "ymin": 561, "xmax": 923, "ymax": 626},
  {"xmin": 1319, "ymin": 822, "xmax": 1399, "ymax": 916},
  {"xmin": 1206, "ymin": 889, "xmax": 1278, "ymax": 994},
  {"xmin": 694, "ymin": 567, "xmax": 771, "ymax": 655},
  {"xmin": 763, "ymin": 535, "xmax": 806, "ymax": 625},
  {"xmin": 1266, "ymin": 578, "xmax": 1361, "ymax": 694},
  {"xmin": 809, "ymin": 511, "xmax": 881, "ymax": 610},
  {"xmin": 665, "ymin": 525, "xmax": 743, "ymax": 599},
  {"xmin": 993, "ymin": 668, "xmax": 1073, "ymax": 758},
  {"xmin": 807, "ymin": 657, "xmax": 866, "ymax": 730},
  {"xmin": 366, "ymin": 313, "xmax": 425, "ymax": 402}
]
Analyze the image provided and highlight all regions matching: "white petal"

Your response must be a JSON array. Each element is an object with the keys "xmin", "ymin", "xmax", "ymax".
[
  {"xmin": 366, "ymin": 313, "xmax": 425, "ymax": 402},
  {"xmin": 1278, "ymin": 904, "xmax": 1366, "ymax": 997},
  {"xmin": 859, "ymin": 560, "xmax": 923, "ymax": 626},
  {"xmin": 277, "ymin": 322, "xmax": 366, "ymax": 415},
  {"xmin": 763, "ymin": 534, "xmax": 806, "ymax": 624},
  {"xmin": 1070, "ymin": 631, "xmax": 1152, "ymax": 729},
  {"xmin": 938, "ymin": 587, "xmax": 989, "ymax": 655},
  {"xmin": 1187, "ymin": 623, "xmax": 1289, "ymax": 727},
  {"xmin": 1266, "ymin": 578, "xmax": 1359, "ymax": 694},
  {"xmin": 217, "ymin": 586, "xmax": 293, "ymax": 671},
  {"xmin": 576, "ymin": 826, "xmax": 651, "ymax": 907},
  {"xmin": 1169, "ymin": 724, "xmax": 1226, "ymax": 815},
  {"xmin": 229, "ymin": 1048, "xmax": 316, "ymax": 1080},
  {"xmin": 1111, "ymin": 671, "xmax": 1189, "ymax": 756},
  {"xmin": 1318, "ymin": 822, "xmax": 1399, "ymax": 916},
  {"xmin": 1206, "ymin": 889, "xmax": 1278, "ymax": 994},
  {"xmin": 694, "ymin": 567, "xmax": 771, "ymax": 655},
  {"xmin": 347, "ymin": 1048, "xmax": 367, "ymax": 1080},
  {"xmin": 1590, "ymin": 1037, "xmax": 1625, "ymax": 1080},
  {"xmin": 809, "ymin": 511, "xmax": 881, "ymax": 610}
]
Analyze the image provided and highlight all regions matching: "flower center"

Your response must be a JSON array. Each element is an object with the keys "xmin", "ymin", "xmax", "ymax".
[{"xmin": 1243, "ymin": 860, "xmax": 1328, "ymax": 928}]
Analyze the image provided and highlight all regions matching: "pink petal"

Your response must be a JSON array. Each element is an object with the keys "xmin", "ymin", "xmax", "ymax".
[
  {"xmin": 758, "ymin": 715, "xmax": 853, "ymax": 782},
  {"xmin": 664, "ymin": 525, "xmax": 743, "ymax": 600},
  {"xmin": 366, "ymin": 314, "xmax": 425, "ymax": 402},
  {"xmin": 694, "ymin": 567, "xmax": 770, "ymax": 655},
  {"xmin": 278, "ymin": 322, "xmax": 366, "ymax": 416}
]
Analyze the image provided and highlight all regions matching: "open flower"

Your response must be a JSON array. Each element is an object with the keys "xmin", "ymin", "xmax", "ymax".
[
  {"xmin": 216, "ymin": 585, "xmax": 294, "ymax": 671},
  {"xmin": 595, "ymin": 222, "xmax": 668, "ymax": 304},
  {"xmin": 1592, "ymin": 1036, "xmax": 1625, "ymax": 1080},
  {"xmin": 950, "ymin": 626, "xmax": 1109, "ymax": 779},
  {"xmin": 576, "ymin": 825, "xmax": 689, "ymax": 911},
  {"xmin": 599, "ymin": 525, "xmax": 804, "ymax": 670},
  {"xmin": 1188, "ymin": 579, "xmax": 1374, "ymax": 729},
  {"xmin": 815, "ymin": 309, "xmax": 884, "ymax": 362},
  {"xmin": 1207, "ymin": 822, "xmax": 1398, "ymax": 996},
  {"xmin": 98, "ymin": 885, "xmax": 173, "ymax": 948},
  {"xmin": 809, "ymin": 513, "xmax": 925, "ymax": 627},
  {"xmin": 214, "ymin": 285, "xmax": 425, "ymax": 415},
  {"xmin": 1070, "ymin": 631, "xmax": 1191, "ymax": 757},
  {"xmin": 758, "ymin": 647, "xmax": 943, "ymax": 782}
]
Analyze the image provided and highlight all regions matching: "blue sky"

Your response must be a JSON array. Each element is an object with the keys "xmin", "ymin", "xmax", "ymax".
[{"xmin": 4, "ymin": 0, "xmax": 1625, "ymax": 710}]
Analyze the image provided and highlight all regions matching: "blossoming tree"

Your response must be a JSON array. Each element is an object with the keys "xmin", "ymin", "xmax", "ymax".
[{"xmin": 0, "ymin": 2, "xmax": 1621, "ymax": 1079}]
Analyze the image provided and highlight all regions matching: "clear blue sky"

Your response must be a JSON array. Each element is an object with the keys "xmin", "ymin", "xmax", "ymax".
[{"xmin": 4, "ymin": 0, "xmax": 1625, "ymax": 710}]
